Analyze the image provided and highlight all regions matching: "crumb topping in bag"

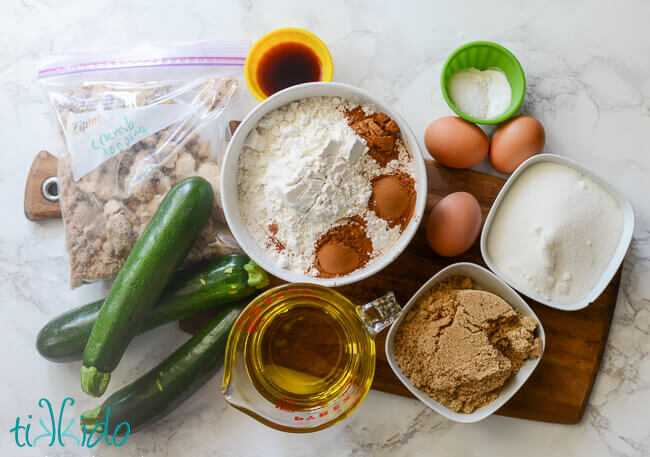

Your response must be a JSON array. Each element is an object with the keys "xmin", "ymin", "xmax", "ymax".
[{"xmin": 53, "ymin": 80, "xmax": 240, "ymax": 287}]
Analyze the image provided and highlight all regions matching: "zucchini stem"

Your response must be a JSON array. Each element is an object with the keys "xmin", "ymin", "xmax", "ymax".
[
  {"xmin": 80, "ymin": 405, "xmax": 103, "ymax": 433},
  {"xmin": 244, "ymin": 261, "xmax": 270, "ymax": 289},
  {"xmin": 81, "ymin": 366, "xmax": 111, "ymax": 397}
]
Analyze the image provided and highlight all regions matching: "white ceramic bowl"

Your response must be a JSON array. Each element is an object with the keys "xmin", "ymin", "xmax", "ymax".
[
  {"xmin": 385, "ymin": 262, "xmax": 545, "ymax": 423},
  {"xmin": 220, "ymin": 82, "xmax": 428, "ymax": 286},
  {"xmin": 480, "ymin": 154, "xmax": 634, "ymax": 311}
]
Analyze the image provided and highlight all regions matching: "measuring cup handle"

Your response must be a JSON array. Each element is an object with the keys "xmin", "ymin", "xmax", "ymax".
[{"xmin": 358, "ymin": 292, "xmax": 402, "ymax": 336}]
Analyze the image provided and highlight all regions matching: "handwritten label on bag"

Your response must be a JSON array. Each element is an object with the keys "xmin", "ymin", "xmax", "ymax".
[{"xmin": 65, "ymin": 104, "xmax": 190, "ymax": 180}]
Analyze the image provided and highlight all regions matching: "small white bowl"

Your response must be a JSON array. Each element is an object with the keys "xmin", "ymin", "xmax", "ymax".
[
  {"xmin": 385, "ymin": 262, "xmax": 545, "ymax": 423},
  {"xmin": 220, "ymin": 82, "xmax": 428, "ymax": 286},
  {"xmin": 480, "ymin": 154, "xmax": 634, "ymax": 311}
]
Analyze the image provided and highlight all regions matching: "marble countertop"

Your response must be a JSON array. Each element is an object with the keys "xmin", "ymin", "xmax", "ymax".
[{"xmin": 1, "ymin": 0, "xmax": 649, "ymax": 455}]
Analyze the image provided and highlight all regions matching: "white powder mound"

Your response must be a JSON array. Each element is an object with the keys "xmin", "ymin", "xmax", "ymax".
[
  {"xmin": 487, "ymin": 162, "xmax": 623, "ymax": 304},
  {"xmin": 237, "ymin": 96, "xmax": 414, "ymax": 276},
  {"xmin": 448, "ymin": 67, "xmax": 511, "ymax": 120}
]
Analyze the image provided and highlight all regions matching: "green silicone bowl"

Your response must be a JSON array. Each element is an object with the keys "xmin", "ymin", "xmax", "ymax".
[{"xmin": 441, "ymin": 41, "xmax": 525, "ymax": 124}]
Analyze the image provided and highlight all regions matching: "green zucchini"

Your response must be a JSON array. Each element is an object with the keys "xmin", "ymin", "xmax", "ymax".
[
  {"xmin": 80, "ymin": 303, "xmax": 244, "ymax": 436},
  {"xmin": 36, "ymin": 254, "xmax": 268, "ymax": 362},
  {"xmin": 82, "ymin": 177, "xmax": 214, "ymax": 397}
]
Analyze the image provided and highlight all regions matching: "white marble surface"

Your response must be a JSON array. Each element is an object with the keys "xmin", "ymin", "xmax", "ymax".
[{"xmin": 1, "ymin": 0, "xmax": 649, "ymax": 455}]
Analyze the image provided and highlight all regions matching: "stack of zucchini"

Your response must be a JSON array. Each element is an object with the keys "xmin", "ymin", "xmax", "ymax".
[{"xmin": 36, "ymin": 177, "xmax": 269, "ymax": 435}]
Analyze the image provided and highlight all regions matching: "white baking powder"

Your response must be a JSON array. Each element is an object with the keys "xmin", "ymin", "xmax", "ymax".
[
  {"xmin": 448, "ymin": 67, "xmax": 511, "ymax": 120},
  {"xmin": 486, "ymin": 162, "xmax": 623, "ymax": 304},
  {"xmin": 237, "ymin": 97, "xmax": 413, "ymax": 276}
]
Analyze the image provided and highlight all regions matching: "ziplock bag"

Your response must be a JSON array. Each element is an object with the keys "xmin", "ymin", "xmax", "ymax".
[{"xmin": 38, "ymin": 41, "xmax": 248, "ymax": 287}]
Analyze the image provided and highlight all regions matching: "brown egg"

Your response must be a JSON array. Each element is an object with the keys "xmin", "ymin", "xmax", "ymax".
[
  {"xmin": 316, "ymin": 242, "xmax": 360, "ymax": 275},
  {"xmin": 426, "ymin": 192, "xmax": 482, "ymax": 257},
  {"xmin": 372, "ymin": 176, "xmax": 410, "ymax": 220},
  {"xmin": 424, "ymin": 116, "xmax": 489, "ymax": 168},
  {"xmin": 490, "ymin": 116, "xmax": 545, "ymax": 174}
]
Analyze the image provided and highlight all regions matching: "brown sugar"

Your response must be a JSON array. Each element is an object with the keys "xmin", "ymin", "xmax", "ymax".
[
  {"xmin": 393, "ymin": 276, "xmax": 543, "ymax": 414},
  {"xmin": 345, "ymin": 107, "xmax": 401, "ymax": 166},
  {"xmin": 314, "ymin": 216, "xmax": 373, "ymax": 277},
  {"xmin": 369, "ymin": 173, "xmax": 416, "ymax": 231}
]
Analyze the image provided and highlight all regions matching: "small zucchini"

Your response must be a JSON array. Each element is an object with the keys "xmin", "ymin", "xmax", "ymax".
[
  {"xmin": 80, "ymin": 303, "xmax": 244, "ymax": 435},
  {"xmin": 36, "ymin": 254, "xmax": 268, "ymax": 362},
  {"xmin": 82, "ymin": 177, "xmax": 214, "ymax": 397}
]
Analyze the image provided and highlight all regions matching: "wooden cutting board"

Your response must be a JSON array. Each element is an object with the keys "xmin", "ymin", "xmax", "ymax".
[
  {"xmin": 24, "ymin": 150, "xmax": 62, "ymax": 221},
  {"xmin": 24, "ymin": 124, "xmax": 618, "ymax": 424},
  {"xmin": 179, "ymin": 159, "xmax": 619, "ymax": 425}
]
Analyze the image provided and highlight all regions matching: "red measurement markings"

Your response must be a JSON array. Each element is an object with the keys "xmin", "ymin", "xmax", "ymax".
[
  {"xmin": 289, "ymin": 378, "xmax": 363, "ymax": 422},
  {"xmin": 234, "ymin": 306, "xmax": 264, "ymax": 333},
  {"xmin": 275, "ymin": 397, "xmax": 297, "ymax": 413},
  {"xmin": 247, "ymin": 307, "xmax": 264, "ymax": 333},
  {"xmin": 234, "ymin": 294, "xmax": 281, "ymax": 334},
  {"xmin": 293, "ymin": 411, "xmax": 330, "ymax": 421}
]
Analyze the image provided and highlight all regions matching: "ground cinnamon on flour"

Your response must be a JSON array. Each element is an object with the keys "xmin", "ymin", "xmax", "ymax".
[
  {"xmin": 369, "ymin": 173, "xmax": 416, "ymax": 230},
  {"xmin": 346, "ymin": 107, "xmax": 401, "ymax": 166},
  {"xmin": 394, "ymin": 276, "xmax": 543, "ymax": 413},
  {"xmin": 314, "ymin": 216, "xmax": 373, "ymax": 277},
  {"xmin": 266, "ymin": 221, "xmax": 285, "ymax": 252}
]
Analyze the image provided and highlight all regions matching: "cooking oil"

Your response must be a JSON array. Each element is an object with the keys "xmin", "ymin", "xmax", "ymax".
[
  {"xmin": 242, "ymin": 287, "xmax": 376, "ymax": 412},
  {"xmin": 223, "ymin": 284, "xmax": 402, "ymax": 431}
]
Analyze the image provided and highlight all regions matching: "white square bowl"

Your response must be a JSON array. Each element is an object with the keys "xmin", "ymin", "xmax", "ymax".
[
  {"xmin": 385, "ymin": 262, "xmax": 545, "ymax": 423},
  {"xmin": 479, "ymin": 154, "xmax": 635, "ymax": 311}
]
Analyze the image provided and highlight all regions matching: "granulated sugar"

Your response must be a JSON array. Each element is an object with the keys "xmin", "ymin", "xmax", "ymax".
[{"xmin": 486, "ymin": 161, "xmax": 623, "ymax": 304}]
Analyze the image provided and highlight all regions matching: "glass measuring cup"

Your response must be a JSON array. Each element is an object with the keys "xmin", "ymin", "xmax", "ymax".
[{"xmin": 222, "ymin": 283, "xmax": 401, "ymax": 433}]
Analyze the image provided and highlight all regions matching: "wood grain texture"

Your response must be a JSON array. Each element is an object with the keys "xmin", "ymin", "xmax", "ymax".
[
  {"xmin": 24, "ymin": 150, "xmax": 61, "ymax": 221},
  {"xmin": 25, "ymin": 123, "xmax": 615, "ymax": 423},
  {"xmin": 180, "ymin": 160, "xmax": 619, "ymax": 425}
]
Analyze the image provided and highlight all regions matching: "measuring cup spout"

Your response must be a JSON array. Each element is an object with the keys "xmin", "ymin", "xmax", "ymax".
[{"xmin": 358, "ymin": 292, "xmax": 402, "ymax": 335}]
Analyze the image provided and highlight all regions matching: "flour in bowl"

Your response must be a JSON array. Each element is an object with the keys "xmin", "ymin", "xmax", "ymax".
[{"xmin": 237, "ymin": 96, "xmax": 415, "ymax": 277}]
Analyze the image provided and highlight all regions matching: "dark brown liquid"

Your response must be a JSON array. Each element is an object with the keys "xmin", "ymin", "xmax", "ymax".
[{"xmin": 257, "ymin": 42, "xmax": 322, "ymax": 96}]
